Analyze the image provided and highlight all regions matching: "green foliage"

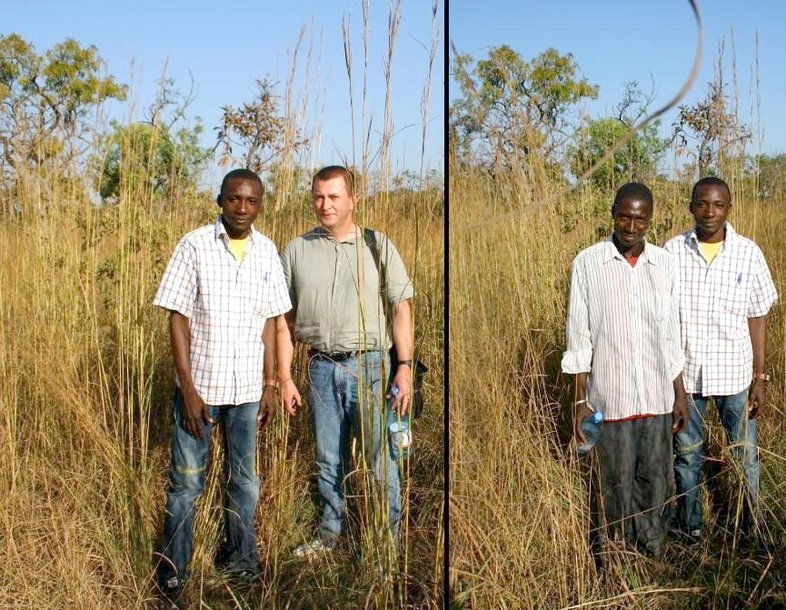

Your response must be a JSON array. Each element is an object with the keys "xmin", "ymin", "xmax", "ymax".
[
  {"xmin": 570, "ymin": 82, "xmax": 669, "ymax": 190},
  {"xmin": 750, "ymin": 154, "xmax": 786, "ymax": 201},
  {"xmin": 0, "ymin": 34, "xmax": 126, "ymax": 175},
  {"xmin": 98, "ymin": 120, "xmax": 211, "ymax": 202},
  {"xmin": 450, "ymin": 45, "xmax": 597, "ymax": 171}
]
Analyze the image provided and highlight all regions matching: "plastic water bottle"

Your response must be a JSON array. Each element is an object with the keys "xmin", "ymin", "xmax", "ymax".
[
  {"xmin": 577, "ymin": 411, "xmax": 604, "ymax": 456},
  {"xmin": 387, "ymin": 386, "xmax": 412, "ymax": 460}
]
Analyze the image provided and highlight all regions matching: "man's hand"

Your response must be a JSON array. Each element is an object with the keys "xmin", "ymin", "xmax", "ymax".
[
  {"xmin": 672, "ymin": 391, "xmax": 688, "ymax": 434},
  {"xmin": 749, "ymin": 379, "xmax": 766, "ymax": 418},
  {"xmin": 258, "ymin": 386, "xmax": 278, "ymax": 429},
  {"xmin": 390, "ymin": 365, "xmax": 412, "ymax": 416},
  {"xmin": 182, "ymin": 388, "xmax": 214, "ymax": 440},
  {"xmin": 280, "ymin": 378, "xmax": 301, "ymax": 416},
  {"xmin": 573, "ymin": 403, "xmax": 593, "ymax": 444}
]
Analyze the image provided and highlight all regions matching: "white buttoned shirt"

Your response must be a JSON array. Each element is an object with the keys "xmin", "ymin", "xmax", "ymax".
[
  {"xmin": 562, "ymin": 239, "xmax": 684, "ymax": 421},
  {"xmin": 154, "ymin": 217, "xmax": 292, "ymax": 405},
  {"xmin": 664, "ymin": 222, "xmax": 777, "ymax": 396}
]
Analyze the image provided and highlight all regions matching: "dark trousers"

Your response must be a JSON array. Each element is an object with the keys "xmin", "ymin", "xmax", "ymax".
[{"xmin": 596, "ymin": 413, "xmax": 673, "ymax": 557}]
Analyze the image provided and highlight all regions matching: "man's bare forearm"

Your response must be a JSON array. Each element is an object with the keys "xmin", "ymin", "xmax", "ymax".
[
  {"xmin": 391, "ymin": 299, "xmax": 413, "ymax": 362},
  {"xmin": 748, "ymin": 315, "xmax": 767, "ymax": 374},
  {"xmin": 169, "ymin": 310, "xmax": 197, "ymax": 395},
  {"xmin": 262, "ymin": 317, "xmax": 276, "ymax": 382},
  {"xmin": 275, "ymin": 313, "xmax": 296, "ymax": 381}
]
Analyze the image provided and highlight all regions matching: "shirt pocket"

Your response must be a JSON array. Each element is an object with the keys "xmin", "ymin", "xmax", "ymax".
[
  {"xmin": 716, "ymin": 272, "xmax": 749, "ymax": 338},
  {"xmin": 718, "ymin": 268, "xmax": 748, "ymax": 313},
  {"xmin": 245, "ymin": 275, "xmax": 271, "ymax": 335}
]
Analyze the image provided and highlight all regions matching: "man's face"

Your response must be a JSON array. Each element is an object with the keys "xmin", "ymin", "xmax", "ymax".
[
  {"xmin": 612, "ymin": 197, "xmax": 652, "ymax": 250},
  {"xmin": 690, "ymin": 183, "xmax": 731, "ymax": 237},
  {"xmin": 218, "ymin": 177, "xmax": 263, "ymax": 238},
  {"xmin": 312, "ymin": 176, "xmax": 356, "ymax": 233}
]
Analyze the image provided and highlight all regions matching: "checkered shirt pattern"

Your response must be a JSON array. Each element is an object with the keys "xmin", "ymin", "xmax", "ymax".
[
  {"xmin": 664, "ymin": 222, "xmax": 778, "ymax": 396},
  {"xmin": 562, "ymin": 239, "xmax": 685, "ymax": 421},
  {"xmin": 154, "ymin": 216, "xmax": 292, "ymax": 405}
]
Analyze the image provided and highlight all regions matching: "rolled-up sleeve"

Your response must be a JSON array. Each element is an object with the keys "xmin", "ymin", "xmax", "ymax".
[{"xmin": 561, "ymin": 255, "xmax": 593, "ymax": 374}]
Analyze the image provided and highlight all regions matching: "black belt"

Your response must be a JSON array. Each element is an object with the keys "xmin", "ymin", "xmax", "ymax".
[{"xmin": 308, "ymin": 349, "xmax": 380, "ymax": 361}]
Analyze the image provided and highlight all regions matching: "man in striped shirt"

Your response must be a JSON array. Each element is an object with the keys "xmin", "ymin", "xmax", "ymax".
[
  {"xmin": 665, "ymin": 176, "xmax": 777, "ymax": 541},
  {"xmin": 152, "ymin": 169, "xmax": 297, "ymax": 602},
  {"xmin": 562, "ymin": 182, "xmax": 688, "ymax": 557}
]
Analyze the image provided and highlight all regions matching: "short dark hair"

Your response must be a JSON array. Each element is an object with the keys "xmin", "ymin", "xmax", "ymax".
[
  {"xmin": 312, "ymin": 165, "xmax": 356, "ymax": 196},
  {"xmin": 612, "ymin": 182, "xmax": 653, "ymax": 216},
  {"xmin": 691, "ymin": 176, "xmax": 730, "ymax": 202},
  {"xmin": 219, "ymin": 168, "xmax": 264, "ymax": 196}
]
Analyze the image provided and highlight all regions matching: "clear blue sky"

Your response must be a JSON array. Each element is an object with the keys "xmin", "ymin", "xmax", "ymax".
[
  {"xmin": 3, "ymin": 0, "xmax": 443, "ymax": 188},
  {"xmin": 449, "ymin": 0, "xmax": 786, "ymax": 160}
]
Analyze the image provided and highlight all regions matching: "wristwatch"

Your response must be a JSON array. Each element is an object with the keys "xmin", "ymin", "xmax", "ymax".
[{"xmin": 753, "ymin": 372, "xmax": 771, "ymax": 382}]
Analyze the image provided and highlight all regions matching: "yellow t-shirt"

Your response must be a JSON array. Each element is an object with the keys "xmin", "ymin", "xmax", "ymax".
[
  {"xmin": 699, "ymin": 240, "xmax": 723, "ymax": 265},
  {"xmin": 228, "ymin": 237, "xmax": 249, "ymax": 263}
]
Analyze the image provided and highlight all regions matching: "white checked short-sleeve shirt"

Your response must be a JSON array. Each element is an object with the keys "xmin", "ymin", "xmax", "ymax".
[
  {"xmin": 154, "ymin": 216, "xmax": 292, "ymax": 405},
  {"xmin": 561, "ymin": 239, "xmax": 685, "ymax": 421},
  {"xmin": 664, "ymin": 222, "xmax": 777, "ymax": 396}
]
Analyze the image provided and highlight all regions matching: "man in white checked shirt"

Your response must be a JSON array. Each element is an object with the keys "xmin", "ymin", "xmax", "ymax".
[
  {"xmin": 152, "ymin": 169, "xmax": 299, "ymax": 603},
  {"xmin": 562, "ymin": 183, "xmax": 688, "ymax": 557},
  {"xmin": 665, "ymin": 176, "xmax": 777, "ymax": 542}
]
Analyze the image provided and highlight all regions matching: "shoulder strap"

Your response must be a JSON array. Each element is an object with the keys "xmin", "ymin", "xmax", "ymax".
[
  {"xmin": 363, "ymin": 228, "xmax": 380, "ymax": 271},
  {"xmin": 363, "ymin": 227, "xmax": 391, "ymax": 322}
]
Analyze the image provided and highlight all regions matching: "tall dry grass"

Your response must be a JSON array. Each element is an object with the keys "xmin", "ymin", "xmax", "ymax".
[
  {"xmin": 449, "ymin": 140, "xmax": 786, "ymax": 607},
  {"xmin": 0, "ymin": 5, "xmax": 443, "ymax": 608},
  {"xmin": 0, "ymin": 143, "xmax": 443, "ymax": 609}
]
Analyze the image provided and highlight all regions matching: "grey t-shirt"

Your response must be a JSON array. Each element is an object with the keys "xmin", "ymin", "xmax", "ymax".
[{"xmin": 280, "ymin": 226, "xmax": 414, "ymax": 352}]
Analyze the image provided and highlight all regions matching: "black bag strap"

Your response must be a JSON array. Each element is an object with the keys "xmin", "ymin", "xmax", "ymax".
[
  {"xmin": 365, "ymin": 228, "xmax": 427, "ymax": 417},
  {"xmin": 363, "ymin": 227, "xmax": 387, "ymax": 310},
  {"xmin": 363, "ymin": 227, "xmax": 381, "ymax": 281}
]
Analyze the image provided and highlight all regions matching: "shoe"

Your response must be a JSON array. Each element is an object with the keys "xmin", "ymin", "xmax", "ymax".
[
  {"xmin": 223, "ymin": 564, "xmax": 262, "ymax": 583},
  {"xmin": 292, "ymin": 538, "xmax": 336, "ymax": 559},
  {"xmin": 156, "ymin": 575, "xmax": 185, "ymax": 608},
  {"xmin": 668, "ymin": 527, "xmax": 701, "ymax": 546},
  {"xmin": 684, "ymin": 529, "xmax": 702, "ymax": 546}
]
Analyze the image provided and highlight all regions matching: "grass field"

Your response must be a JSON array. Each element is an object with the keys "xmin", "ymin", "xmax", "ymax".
[
  {"xmin": 449, "ymin": 158, "xmax": 786, "ymax": 608},
  {"xmin": 0, "ymin": 164, "xmax": 444, "ymax": 608}
]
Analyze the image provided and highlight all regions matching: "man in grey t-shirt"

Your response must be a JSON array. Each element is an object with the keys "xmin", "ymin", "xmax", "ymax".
[{"xmin": 279, "ymin": 165, "xmax": 414, "ymax": 557}]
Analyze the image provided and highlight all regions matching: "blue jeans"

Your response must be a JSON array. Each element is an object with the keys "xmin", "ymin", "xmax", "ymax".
[
  {"xmin": 157, "ymin": 390, "xmax": 261, "ymax": 584},
  {"xmin": 674, "ymin": 389, "xmax": 759, "ymax": 533},
  {"xmin": 308, "ymin": 351, "xmax": 401, "ymax": 540}
]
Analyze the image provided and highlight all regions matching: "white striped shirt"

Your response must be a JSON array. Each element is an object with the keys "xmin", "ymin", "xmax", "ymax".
[
  {"xmin": 154, "ymin": 217, "xmax": 292, "ymax": 405},
  {"xmin": 562, "ymin": 239, "xmax": 684, "ymax": 421},
  {"xmin": 664, "ymin": 222, "xmax": 777, "ymax": 396}
]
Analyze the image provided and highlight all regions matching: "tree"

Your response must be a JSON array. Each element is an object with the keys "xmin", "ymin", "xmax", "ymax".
[
  {"xmin": 749, "ymin": 154, "xmax": 786, "ymax": 201},
  {"xmin": 215, "ymin": 78, "xmax": 307, "ymax": 176},
  {"xmin": 98, "ymin": 120, "xmax": 211, "ymax": 203},
  {"xmin": 97, "ymin": 76, "xmax": 211, "ymax": 203},
  {"xmin": 450, "ymin": 45, "xmax": 598, "ymax": 172},
  {"xmin": 570, "ymin": 82, "xmax": 669, "ymax": 190},
  {"xmin": 672, "ymin": 47, "xmax": 751, "ymax": 177},
  {"xmin": 0, "ymin": 34, "xmax": 126, "ymax": 178}
]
